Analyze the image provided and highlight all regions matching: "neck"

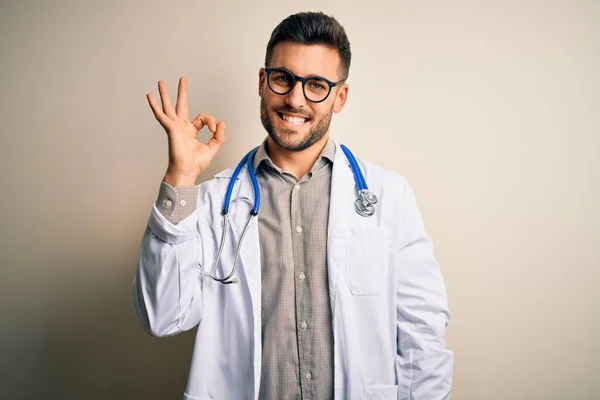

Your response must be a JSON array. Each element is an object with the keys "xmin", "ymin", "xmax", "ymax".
[{"xmin": 266, "ymin": 135, "xmax": 329, "ymax": 180}]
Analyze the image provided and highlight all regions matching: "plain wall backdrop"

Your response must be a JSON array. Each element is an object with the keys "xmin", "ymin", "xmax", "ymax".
[{"xmin": 1, "ymin": 0, "xmax": 598, "ymax": 399}]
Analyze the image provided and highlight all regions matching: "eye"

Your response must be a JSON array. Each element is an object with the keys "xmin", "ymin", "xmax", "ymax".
[
  {"xmin": 271, "ymin": 71, "xmax": 292, "ymax": 84},
  {"xmin": 307, "ymin": 79, "xmax": 328, "ymax": 92}
]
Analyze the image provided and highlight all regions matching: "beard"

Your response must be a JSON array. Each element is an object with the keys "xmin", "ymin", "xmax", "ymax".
[{"xmin": 260, "ymin": 96, "xmax": 333, "ymax": 152}]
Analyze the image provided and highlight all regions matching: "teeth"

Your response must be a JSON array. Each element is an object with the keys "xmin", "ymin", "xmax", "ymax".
[{"xmin": 282, "ymin": 114, "xmax": 307, "ymax": 126}]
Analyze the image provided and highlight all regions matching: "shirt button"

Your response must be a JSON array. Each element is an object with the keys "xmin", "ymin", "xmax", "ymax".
[
  {"xmin": 299, "ymin": 272, "xmax": 306, "ymax": 280},
  {"xmin": 163, "ymin": 199, "xmax": 173, "ymax": 208},
  {"xmin": 294, "ymin": 184, "xmax": 300, "ymax": 190},
  {"xmin": 301, "ymin": 320, "xmax": 308, "ymax": 329},
  {"xmin": 296, "ymin": 226, "xmax": 303, "ymax": 233},
  {"xmin": 179, "ymin": 199, "xmax": 186, "ymax": 207},
  {"xmin": 305, "ymin": 371, "xmax": 312, "ymax": 380}
]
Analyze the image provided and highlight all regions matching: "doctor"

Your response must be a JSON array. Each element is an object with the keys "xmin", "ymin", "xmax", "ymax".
[{"xmin": 133, "ymin": 11, "xmax": 453, "ymax": 400}]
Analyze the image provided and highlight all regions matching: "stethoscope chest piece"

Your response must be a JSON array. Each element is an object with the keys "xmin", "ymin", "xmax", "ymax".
[
  {"xmin": 354, "ymin": 189, "xmax": 378, "ymax": 217},
  {"xmin": 340, "ymin": 144, "xmax": 378, "ymax": 218}
]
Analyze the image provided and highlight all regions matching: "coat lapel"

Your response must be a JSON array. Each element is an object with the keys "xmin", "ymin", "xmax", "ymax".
[
  {"xmin": 215, "ymin": 164, "xmax": 262, "ymax": 397},
  {"xmin": 327, "ymin": 142, "xmax": 357, "ymax": 312}
]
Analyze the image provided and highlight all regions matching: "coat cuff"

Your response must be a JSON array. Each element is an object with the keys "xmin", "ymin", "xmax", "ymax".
[{"xmin": 148, "ymin": 201, "xmax": 199, "ymax": 245}]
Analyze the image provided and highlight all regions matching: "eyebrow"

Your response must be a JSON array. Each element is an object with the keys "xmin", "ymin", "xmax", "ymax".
[{"xmin": 271, "ymin": 66, "xmax": 330, "ymax": 81}]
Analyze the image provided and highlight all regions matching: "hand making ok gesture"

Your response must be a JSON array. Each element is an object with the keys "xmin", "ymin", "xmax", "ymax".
[{"xmin": 146, "ymin": 77, "xmax": 226, "ymax": 186}]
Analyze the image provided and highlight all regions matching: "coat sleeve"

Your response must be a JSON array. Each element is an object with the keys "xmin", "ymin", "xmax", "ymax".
[
  {"xmin": 132, "ymin": 203, "xmax": 204, "ymax": 337},
  {"xmin": 395, "ymin": 181, "xmax": 453, "ymax": 399}
]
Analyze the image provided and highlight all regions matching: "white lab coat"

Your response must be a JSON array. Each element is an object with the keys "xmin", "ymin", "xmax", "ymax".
[{"xmin": 133, "ymin": 142, "xmax": 453, "ymax": 400}]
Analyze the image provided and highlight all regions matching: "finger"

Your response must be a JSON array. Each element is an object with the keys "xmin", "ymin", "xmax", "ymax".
[
  {"xmin": 147, "ymin": 93, "xmax": 173, "ymax": 130},
  {"xmin": 158, "ymin": 80, "xmax": 177, "ymax": 119},
  {"xmin": 199, "ymin": 113, "xmax": 217, "ymax": 133},
  {"xmin": 190, "ymin": 113, "xmax": 206, "ymax": 132},
  {"xmin": 207, "ymin": 121, "xmax": 226, "ymax": 150},
  {"xmin": 175, "ymin": 77, "xmax": 188, "ymax": 120}
]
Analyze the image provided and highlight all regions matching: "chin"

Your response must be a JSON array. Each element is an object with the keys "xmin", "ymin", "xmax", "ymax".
[{"xmin": 272, "ymin": 130, "xmax": 306, "ymax": 147}]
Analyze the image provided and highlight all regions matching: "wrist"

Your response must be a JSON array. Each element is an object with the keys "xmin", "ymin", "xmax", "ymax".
[{"xmin": 163, "ymin": 170, "xmax": 198, "ymax": 186}]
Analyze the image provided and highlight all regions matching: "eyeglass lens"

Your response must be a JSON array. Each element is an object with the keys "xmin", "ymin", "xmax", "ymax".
[{"xmin": 268, "ymin": 70, "xmax": 330, "ymax": 102}]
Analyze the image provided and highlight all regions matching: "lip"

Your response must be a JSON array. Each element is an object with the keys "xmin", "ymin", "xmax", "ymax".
[
  {"xmin": 278, "ymin": 111, "xmax": 310, "ymax": 119},
  {"xmin": 276, "ymin": 111, "xmax": 311, "ymax": 128}
]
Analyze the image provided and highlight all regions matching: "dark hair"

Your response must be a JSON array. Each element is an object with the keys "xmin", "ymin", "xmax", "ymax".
[{"xmin": 265, "ymin": 11, "xmax": 351, "ymax": 79}]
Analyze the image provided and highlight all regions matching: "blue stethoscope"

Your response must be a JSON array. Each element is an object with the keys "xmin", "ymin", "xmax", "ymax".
[{"xmin": 204, "ymin": 144, "xmax": 377, "ymax": 284}]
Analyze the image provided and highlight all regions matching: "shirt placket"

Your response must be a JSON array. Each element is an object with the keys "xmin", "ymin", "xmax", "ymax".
[{"xmin": 290, "ymin": 179, "xmax": 313, "ymax": 400}]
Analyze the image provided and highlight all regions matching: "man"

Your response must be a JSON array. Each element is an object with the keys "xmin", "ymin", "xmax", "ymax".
[{"xmin": 133, "ymin": 11, "xmax": 453, "ymax": 400}]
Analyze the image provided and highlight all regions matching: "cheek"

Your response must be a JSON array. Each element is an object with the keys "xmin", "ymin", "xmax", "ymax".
[
  {"xmin": 263, "ymin": 92, "xmax": 285, "ymax": 109},
  {"xmin": 312, "ymin": 103, "xmax": 332, "ymax": 118}
]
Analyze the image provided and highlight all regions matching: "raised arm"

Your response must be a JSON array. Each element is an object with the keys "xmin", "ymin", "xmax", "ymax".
[{"xmin": 132, "ymin": 77, "xmax": 225, "ymax": 336}]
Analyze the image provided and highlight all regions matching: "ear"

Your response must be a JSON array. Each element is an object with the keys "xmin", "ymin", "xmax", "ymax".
[
  {"xmin": 333, "ymin": 83, "xmax": 349, "ymax": 113},
  {"xmin": 258, "ymin": 68, "xmax": 266, "ymax": 97}
]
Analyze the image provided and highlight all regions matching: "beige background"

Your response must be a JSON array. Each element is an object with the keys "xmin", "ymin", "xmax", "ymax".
[{"xmin": 1, "ymin": 0, "xmax": 598, "ymax": 399}]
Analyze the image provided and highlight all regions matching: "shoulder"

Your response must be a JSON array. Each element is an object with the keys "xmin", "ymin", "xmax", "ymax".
[
  {"xmin": 196, "ymin": 167, "xmax": 236, "ymax": 193},
  {"xmin": 353, "ymin": 154, "xmax": 410, "ymax": 193},
  {"xmin": 332, "ymin": 139, "xmax": 408, "ymax": 190}
]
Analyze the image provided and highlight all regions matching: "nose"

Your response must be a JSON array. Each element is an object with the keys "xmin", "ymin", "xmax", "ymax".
[{"xmin": 285, "ymin": 80, "xmax": 306, "ymax": 109}]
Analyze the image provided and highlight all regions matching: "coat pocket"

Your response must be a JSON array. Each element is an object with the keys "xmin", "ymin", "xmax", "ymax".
[
  {"xmin": 345, "ymin": 228, "xmax": 392, "ymax": 296},
  {"xmin": 364, "ymin": 384, "xmax": 398, "ymax": 399}
]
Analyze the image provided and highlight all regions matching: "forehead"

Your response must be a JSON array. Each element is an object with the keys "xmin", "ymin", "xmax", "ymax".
[{"xmin": 269, "ymin": 41, "xmax": 341, "ymax": 80}]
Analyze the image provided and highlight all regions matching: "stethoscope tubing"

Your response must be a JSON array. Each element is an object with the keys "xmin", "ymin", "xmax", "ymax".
[
  {"xmin": 340, "ymin": 144, "xmax": 367, "ymax": 191},
  {"xmin": 207, "ymin": 143, "xmax": 375, "ymax": 284},
  {"xmin": 245, "ymin": 147, "xmax": 261, "ymax": 215}
]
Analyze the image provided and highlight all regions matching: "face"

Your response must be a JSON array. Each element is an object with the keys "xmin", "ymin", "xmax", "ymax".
[{"xmin": 259, "ymin": 42, "xmax": 349, "ymax": 152}]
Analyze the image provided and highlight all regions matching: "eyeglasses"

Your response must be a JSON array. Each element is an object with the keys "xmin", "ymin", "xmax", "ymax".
[{"xmin": 265, "ymin": 67, "xmax": 346, "ymax": 103}]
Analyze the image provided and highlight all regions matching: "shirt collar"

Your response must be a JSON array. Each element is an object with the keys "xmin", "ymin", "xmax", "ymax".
[{"xmin": 252, "ymin": 137, "xmax": 336, "ymax": 172}]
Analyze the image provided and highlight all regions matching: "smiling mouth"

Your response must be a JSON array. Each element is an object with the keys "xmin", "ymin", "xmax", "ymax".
[{"xmin": 277, "ymin": 112, "xmax": 310, "ymax": 126}]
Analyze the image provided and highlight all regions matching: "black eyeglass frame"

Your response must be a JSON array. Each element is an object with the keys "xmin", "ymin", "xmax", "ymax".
[{"xmin": 264, "ymin": 67, "xmax": 347, "ymax": 103}]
